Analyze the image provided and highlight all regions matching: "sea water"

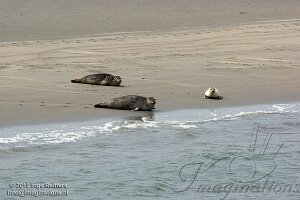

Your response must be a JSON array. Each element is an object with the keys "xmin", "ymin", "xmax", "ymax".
[{"xmin": 0, "ymin": 103, "xmax": 299, "ymax": 200}]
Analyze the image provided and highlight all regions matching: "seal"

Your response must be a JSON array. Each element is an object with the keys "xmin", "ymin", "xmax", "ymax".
[
  {"xmin": 71, "ymin": 73, "xmax": 122, "ymax": 86},
  {"xmin": 94, "ymin": 95, "xmax": 156, "ymax": 111},
  {"xmin": 204, "ymin": 87, "xmax": 222, "ymax": 100}
]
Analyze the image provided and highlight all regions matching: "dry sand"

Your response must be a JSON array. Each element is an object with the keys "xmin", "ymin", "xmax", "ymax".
[
  {"xmin": 1, "ymin": 0, "xmax": 300, "ymax": 42},
  {"xmin": 1, "ymin": 19, "xmax": 300, "ymax": 127}
]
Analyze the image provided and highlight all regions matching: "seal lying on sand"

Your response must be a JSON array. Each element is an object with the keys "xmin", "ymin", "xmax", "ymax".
[
  {"xmin": 204, "ymin": 87, "xmax": 222, "ymax": 100},
  {"xmin": 94, "ymin": 95, "xmax": 156, "ymax": 111},
  {"xmin": 71, "ymin": 73, "xmax": 122, "ymax": 86}
]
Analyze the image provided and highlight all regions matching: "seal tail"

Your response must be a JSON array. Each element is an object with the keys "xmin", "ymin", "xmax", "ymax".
[
  {"xmin": 94, "ymin": 103, "xmax": 108, "ymax": 108},
  {"xmin": 71, "ymin": 79, "xmax": 82, "ymax": 83}
]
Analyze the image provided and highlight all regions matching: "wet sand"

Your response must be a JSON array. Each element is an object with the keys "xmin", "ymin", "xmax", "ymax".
[{"xmin": 0, "ymin": 1, "xmax": 300, "ymax": 128}]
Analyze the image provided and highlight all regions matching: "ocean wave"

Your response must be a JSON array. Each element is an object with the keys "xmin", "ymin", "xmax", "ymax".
[
  {"xmin": 1, "ymin": 103, "xmax": 298, "ymax": 145},
  {"xmin": 272, "ymin": 104, "xmax": 298, "ymax": 112},
  {"xmin": 0, "ymin": 130, "xmax": 95, "ymax": 145},
  {"xmin": 203, "ymin": 110, "xmax": 285, "ymax": 122},
  {"xmin": 202, "ymin": 103, "xmax": 299, "ymax": 122}
]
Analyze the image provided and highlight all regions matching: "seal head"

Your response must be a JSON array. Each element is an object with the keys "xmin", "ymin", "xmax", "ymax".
[{"xmin": 204, "ymin": 87, "xmax": 222, "ymax": 100}]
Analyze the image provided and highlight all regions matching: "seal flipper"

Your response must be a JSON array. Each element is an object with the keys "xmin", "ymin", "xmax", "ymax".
[
  {"xmin": 131, "ymin": 107, "xmax": 140, "ymax": 111},
  {"xmin": 211, "ymin": 96, "xmax": 222, "ymax": 100},
  {"xmin": 71, "ymin": 79, "xmax": 82, "ymax": 83},
  {"xmin": 94, "ymin": 103, "xmax": 108, "ymax": 108},
  {"xmin": 204, "ymin": 95, "xmax": 223, "ymax": 100}
]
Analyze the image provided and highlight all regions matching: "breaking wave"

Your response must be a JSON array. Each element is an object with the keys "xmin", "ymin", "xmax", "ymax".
[{"xmin": 0, "ymin": 103, "xmax": 299, "ymax": 146}]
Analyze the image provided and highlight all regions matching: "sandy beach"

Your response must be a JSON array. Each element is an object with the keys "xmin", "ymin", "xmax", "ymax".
[
  {"xmin": 1, "ymin": 0, "xmax": 300, "ymax": 42},
  {"xmin": 1, "ymin": 2, "xmax": 300, "ymax": 199},
  {"xmin": 0, "ymin": 1, "xmax": 300, "ymax": 128}
]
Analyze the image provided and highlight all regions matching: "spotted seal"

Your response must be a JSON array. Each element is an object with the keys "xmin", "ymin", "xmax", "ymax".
[
  {"xmin": 94, "ymin": 95, "xmax": 156, "ymax": 111},
  {"xmin": 204, "ymin": 87, "xmax": 222, "ymax": 100},
  {"xmin": 71, "ymin": 73, "xmax": 121, "ymax": 86}
]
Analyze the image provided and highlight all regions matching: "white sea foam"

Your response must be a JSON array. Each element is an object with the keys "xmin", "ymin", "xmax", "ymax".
[
  {"xmin": 0, "ymin": 119, "xmax": 198, "ymax": 145},
  {"xmin": 106, "ymin": 120, "xmax": 198, "ymax": 130},
  {"xmin": 272, "ymin": 104, "xmax": 297, "ymax": 112},
  {"xmin": 201, "ymin": 104, "xmax": 299, "ymax": 123},
  {"xmin": 0, "ymin": 130, "xmax": 96, "ymax": 145},
  {"xmin": 202, "ymin": 110, "xmax": 280, "ymax": 122},
  {"xmin": 1, "ymin": 103, "xmax": 298, "ymax": 145}
]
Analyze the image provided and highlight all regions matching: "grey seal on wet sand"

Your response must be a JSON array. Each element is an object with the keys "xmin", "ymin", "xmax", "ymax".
[
  {"xmin": 94, "ymin": 95, "xmax": 156, "ymax": 111},
  {"xmin": 204, "ymin": 87, "xmax": 222, "ymax": 100},
  {"xmin": 71, "ymin": 73, "xmax": 122, "ymax": 86}
]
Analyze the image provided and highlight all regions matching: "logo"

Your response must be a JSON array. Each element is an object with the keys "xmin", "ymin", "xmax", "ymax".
[{"xmin": 173, "ymin": 124, "xmax": 299, "ymax": 199}]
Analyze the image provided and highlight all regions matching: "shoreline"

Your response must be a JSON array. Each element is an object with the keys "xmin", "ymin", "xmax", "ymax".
[
  {"xmin": 1, "ymin": 20, "xmax": 300, "ymax": 128},
  {"xmin": 2, "ymin": 100, "xmax": 300, "ymax": 130}
]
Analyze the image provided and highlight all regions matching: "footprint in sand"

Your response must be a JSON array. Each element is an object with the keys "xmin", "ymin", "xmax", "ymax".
[
  {"xmin": 22, "ymin": 42, "xmax": 30, "ymax": 46},
  {"xmin": 11, "ymin": 42, "xmax": 19, "ymax": 46}
]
